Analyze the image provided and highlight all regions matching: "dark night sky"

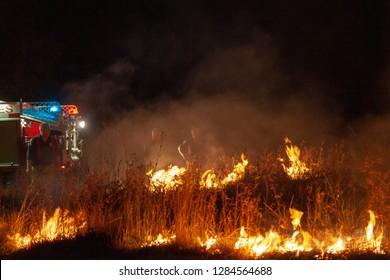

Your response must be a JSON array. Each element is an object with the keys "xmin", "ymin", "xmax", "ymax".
[{"xmin": 1, "ymin": 0, "xmax": 389, "ymax": 131}]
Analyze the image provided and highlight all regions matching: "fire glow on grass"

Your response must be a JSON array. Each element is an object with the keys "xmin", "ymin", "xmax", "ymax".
[
  {"xmin": 278, "ymin": 137, "xmax": 311, "ymax": 180},
  {"xmin": 8, "ymin": 208, "xmax": 87, "ymax": 249},
  {"xmin": 147, "ymin": 154, "xmax": 249, "ymax": 191}
]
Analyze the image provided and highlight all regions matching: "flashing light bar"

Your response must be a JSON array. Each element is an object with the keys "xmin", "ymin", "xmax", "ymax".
[
  {"xmin": 50, "ymin": 106, "xmax": 60, "ymax": 112},
  {"xmin": 61, "ymin": 105, "xmax": 80, "ymax": 115}
]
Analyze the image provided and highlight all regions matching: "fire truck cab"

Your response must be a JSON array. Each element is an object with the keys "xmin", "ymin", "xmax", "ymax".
[{"xmin": 0, "ymin": 101, "xmax": 85, "ymax": 184}]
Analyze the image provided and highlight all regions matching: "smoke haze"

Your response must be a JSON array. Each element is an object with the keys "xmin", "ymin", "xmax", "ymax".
[
  {"xmin": 2, "ymin": 0, "xmax": 385, "ymax": 170},
  {"xmin": 62, "ymin": 40, "xmax": 344, "ymax": 172}
]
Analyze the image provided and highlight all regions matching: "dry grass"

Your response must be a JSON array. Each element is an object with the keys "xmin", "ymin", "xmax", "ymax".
[{"xmin": 0, "ymin": 137, "xmax": 389, "ymax": 258}]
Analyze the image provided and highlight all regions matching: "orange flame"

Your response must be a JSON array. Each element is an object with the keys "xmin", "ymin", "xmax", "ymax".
[
  {"xmin": 221, "ymin": 154, "xmax": 249, "ymax": 185},
  {"xmin": 290, "ymin": 208, "xmax": 303, "ymax": 230},
  {"xmin": 200, "ymin": 154, "xmax": 248, "ymax": 188},
  {"xmin": 198, "ymin": 235, "xmax": 218, "ymax": 250},
  {"xmin": 143, "ymin": 233, "xmax": 176, "ymax": 247},
  {"xmin": 147, "ymin": 165, "xmax": 187, "ymax": 192},
  {"xmin": 200, "ymin": 169, "xmax": 220, "ymax": 189},
  {"xmin": 224, "ymin": 209, "xmax": 383, "ymax": 257},
  {"xmin": 147, "ymin": 154, "xmax": 249, "ymax": 191},
  {"xmin": 234, "ymin": 227, "xmax": 282, "ymax": 256},
  {"xmin": 326, "ymin": 237, "xmax": 345, "ymax": 254},
  {"xmin": 8, "ymin": 208, "xmax": 87, "ymax": 249},
  {"xmin": 134, "ymin": 209, "xmax": 385, "ymax": 258},
  {"xmin": 365, "ymin": 210, "xmax": 383, "ymax": 254},
  {"xmin": 278, "ymin": 137, "xmax": 311, "ymax": 180}
]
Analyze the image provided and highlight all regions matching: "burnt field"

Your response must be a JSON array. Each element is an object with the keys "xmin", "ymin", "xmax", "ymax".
[{"xmin": 0, "ymin": 138, "xmax": 389, "ymax": 260}]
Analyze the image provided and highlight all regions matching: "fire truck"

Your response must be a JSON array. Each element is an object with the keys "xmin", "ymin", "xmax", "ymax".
[{"xmin": 0, "ymin": 100, "xmax": 85, "ymax": 183}]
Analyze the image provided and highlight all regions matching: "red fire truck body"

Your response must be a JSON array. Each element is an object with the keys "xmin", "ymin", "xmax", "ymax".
[{"xmin": 0, "ymin": 101, "xmax": 84, "ymax": 174}]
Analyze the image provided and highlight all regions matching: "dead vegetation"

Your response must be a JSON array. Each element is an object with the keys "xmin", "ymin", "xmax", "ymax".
[{"xmin": 0, "ymin": 137, "xmax": 389, "ymax": 259}]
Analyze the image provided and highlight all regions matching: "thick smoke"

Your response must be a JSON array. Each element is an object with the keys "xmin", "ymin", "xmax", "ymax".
[
  {"xmin": 62, "ymin": 35, "xmax": 342, "ymax": 174},
  {"xmin": 58, "ymin": 0, "xmax": 389, "ymax": 174}
]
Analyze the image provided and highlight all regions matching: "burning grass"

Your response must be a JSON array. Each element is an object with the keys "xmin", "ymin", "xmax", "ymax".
[{"xmin": 0, "ymin": 138, "xmax": 389, "ymax": 259}]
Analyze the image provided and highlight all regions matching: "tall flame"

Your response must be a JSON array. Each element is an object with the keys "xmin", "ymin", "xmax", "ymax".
[
  {"xmin": 365, "ymin": 210, "xmax": 383, "ymax": 254},
  {"xmin": 278, "ymin": 137, "xmax": 311, "ymax": 180},
  {"xmin": 290, "ymin": 208, "xmax": 303, "ymax": 230},
  {"xmin": 366, "ymin": 210, "xmax": 376, "ymax": 242}
]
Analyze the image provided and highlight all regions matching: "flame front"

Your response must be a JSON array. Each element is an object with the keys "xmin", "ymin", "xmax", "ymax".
[
  {"xmin": 217, "ymin": 209, "xmax": 383, "ymax": 257},
  {"xmin": 147, "ymin": 154, "xmax": 249, "ymax": 191},
  {"xmin": 8, "ymin": 208, "xmax": 87, "ymax": 249}
]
